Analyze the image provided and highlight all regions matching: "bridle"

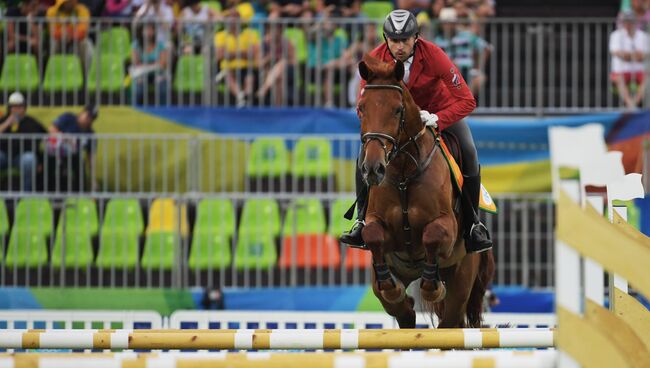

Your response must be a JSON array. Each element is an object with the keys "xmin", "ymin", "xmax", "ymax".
[{"xmin": 360, "ymin": 83, "xmax": 437, "ymax": 177}]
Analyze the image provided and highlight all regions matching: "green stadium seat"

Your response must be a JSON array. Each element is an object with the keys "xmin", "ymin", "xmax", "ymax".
[
  {"xmin": 43, "ymin": 54, "xmax": 84, "ymax": 92},
  {"xmin": 51, "ymin": 229, "xmax": 93, "ymax": 268},
  {"xmin": 98, "ymin": 27, "xmax": 132, "ymax": 62},
  {"xmin": 283, "ymin": 28, "xmax": 308, "ymax": 64},
  {"xmin": 328, "ymin": 198, "xmax": 355, "ymax": 237},
  {"xmin": 189, "ymin": 198, "xmax": 235, "ymax": 270},
  {"xmin": 361, "ymin": 1, "xmax": 394, "ymax": 20},
  {"xmin": 234, "ymin": 232, "xmax": 276, "ymax": 269},
  {"xmin": 0, "ymin": 200, "xmax": 9, "ymax": 239},
  {"xmin": 174, "ymin": 55, "xmax": 205, "ymax": 93},
  {"xmin": 282, "ymin": 198, "xmax": 326, "ymax": 236},
  {"xmin": 247, "ymin": 137, "xmax": 290, "ymax": 178},
  {"xmin": 142, "ymin": 231, "xmax": 178, "ymax": 270},
  {"xmin": 5, "ymin": 230, "xmax": 47, "ymax": 268},
  {"xmin": 239, "ymin": 198, "xmax": 281, "ymax": 237},
  {"xmin": 57, "ymin": 198, "xmax": 98, "ymax": 235},
  {"xmin": 0, "ymin": 54, "xmax": 40, "ymax": 91},
  {"xmin": 195, "ymin": 198, "xmax": 236, "ymax": 237},
  {"xmin": 87, "ymin": 54, "xmax": 125, "ymax": 92},
  {"xmin": 14, "ymin": 198, "xmax": 53, "ymax": 236},
  {"xmin": 102, "ymin": 199, "xmax": 144, "ymax": 235},
  {"xmin": 291, "ymin": 137, "xmax": 333, "ymax": 178},
  {"xmin": 189, "ymin": 232, "xmax": 231, "ymax": 270},
  {"xmin": 96, "ymin": 231, "xmax": 140, "ymax": 269}
]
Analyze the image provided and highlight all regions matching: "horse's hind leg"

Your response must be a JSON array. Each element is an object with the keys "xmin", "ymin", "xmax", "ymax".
[
  {"xmin": 363, "ymin": 221, "xmax": 406, "ymax": 305},
  {"xmin": 437, "ymin": 254, "xmax": 480, "ymax": 328},
  {"xmin": 420, "ymin": 215, "xmax": 456, "ymax": 302}
]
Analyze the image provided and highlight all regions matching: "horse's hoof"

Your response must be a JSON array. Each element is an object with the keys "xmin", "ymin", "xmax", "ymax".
[
  {"xmin": 379, "ymin": 279, "xmax": 406, "ymax": 304},
  {"xmin": 421, "ymin": 280, "xmax": 446, "ymax": 303}
]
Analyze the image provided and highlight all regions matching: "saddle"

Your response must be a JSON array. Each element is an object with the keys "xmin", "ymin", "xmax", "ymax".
[{"xmin": 440, "ymin": 131, "xmax": 497, "ymax": 214}]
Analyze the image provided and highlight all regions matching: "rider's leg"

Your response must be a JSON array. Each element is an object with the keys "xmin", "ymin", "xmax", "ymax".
[
  {"xmin": 339, "ymin": 153, "xmax": 369, "ymax": 248},
  {"xmin": 444, "ymin": 120, "xmax": 492, "ymax": 253}
]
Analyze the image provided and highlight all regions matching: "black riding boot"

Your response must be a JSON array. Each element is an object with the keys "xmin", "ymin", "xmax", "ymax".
[
  {"xmin": 462, "ymin": 173, "xmax": 493, "ymax": 253},
  {"xmin": 339, "ymin": 164, "xmax": 368, "ymax": 249}
]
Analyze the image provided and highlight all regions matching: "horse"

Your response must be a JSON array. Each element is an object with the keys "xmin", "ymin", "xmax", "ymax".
[{"xmin": 356, "ymin": 54, "xmax": 495, "ymax": 328}]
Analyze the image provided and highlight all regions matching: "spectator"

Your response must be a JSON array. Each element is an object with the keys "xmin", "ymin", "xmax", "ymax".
[
  {"xmin": 46, "ymin": 0, "xmax": 93, "ymax": 67},
  {"xmin": 178, "ymin": 0, "xmax": 217, "ymax": 54},
  {"xmin": 306, "ymin": 19, "xmax": 348, "ymax": 106},
  {"xmin": 134, "ymin": 0, "xmax": 174, "ymax": 46},
  {"xmin": 214, "ymin": 9, "xmax": 261, "ymax": 107},
  {"xmin": 47, "ymin": 105, "xmax": 98, "ymax": 192},
  {"xmin": 130, "ymin": 22, "xmax": 171, "ymax": 105},
  {"xmin": 0, "ymin": 92, "xmax": 47, "ymax": 192},
  {"xmin": 268, "ymin": 0, "xmax": 312, "ymax": 19},
  {"xmin": 5, "ymin": 0, "xmax": 41, "ymax": 56},
  {"xmin": 104, "ymin": 0, "xmax": 143, "ymax": 17},
  {"xmin": 314, "ymin": 0, "xmax": 360, "ymax": 18},
  {"xmin": 255, "ymin": 23, "xmax": 296, "ymax": 106},
  {"xmin": 331, "ymin": 22, "xmax": 380, "ymax": 106},
  {"xmin": 434, "ymin": 7, "xmax": 490, "ymax": 96},
  {"xmin": 609, "ymin": 11, "xmax": 650, "ymax": 109}
]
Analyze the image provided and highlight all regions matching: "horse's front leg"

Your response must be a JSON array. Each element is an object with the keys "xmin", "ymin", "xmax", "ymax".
[
  {"xmin": 362, "ymin": 221, "xmax": 406, "ymax": 304},
  {"xmin": 420, "ymin": 214, "xmax": 456, "ymax": 302}
]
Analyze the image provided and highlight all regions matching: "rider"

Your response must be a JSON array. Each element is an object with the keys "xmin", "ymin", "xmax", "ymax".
[{"xmin": 339, "ymin": 9, "xmax": 492, "ymax": 253}]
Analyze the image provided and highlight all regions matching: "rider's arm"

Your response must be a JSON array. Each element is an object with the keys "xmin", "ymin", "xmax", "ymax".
[{"xmin": 430, "ymin": 47, "xmax": 476, "ymax": 130}]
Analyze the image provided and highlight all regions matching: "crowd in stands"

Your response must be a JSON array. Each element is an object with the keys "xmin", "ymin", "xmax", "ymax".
[
  {"xmin": 1, "ymin": 0, "xmax": 496, "ymax": 107},
  {"xmin": 0, "ymin": 91, "xmax": 98, "ymax": 192}
]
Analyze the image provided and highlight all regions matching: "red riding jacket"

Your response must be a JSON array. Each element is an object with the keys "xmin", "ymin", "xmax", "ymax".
[{"xmin": 360, "ymin": 38, "xmax": 476, "ymax": 131}]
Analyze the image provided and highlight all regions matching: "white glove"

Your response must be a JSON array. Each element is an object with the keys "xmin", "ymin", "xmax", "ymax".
[{"xmin": 419, "ymin": 110, "xmax": 439, "ymax": 129}]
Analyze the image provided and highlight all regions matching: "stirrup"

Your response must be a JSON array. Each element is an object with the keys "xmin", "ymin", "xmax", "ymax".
[
  {"xmin": 466, "ymin": 222, "xmax": 492, "ymax": 253},
  {"xmin": 339, "ymin": 220, "xmax": 367, "ymax": 249}
]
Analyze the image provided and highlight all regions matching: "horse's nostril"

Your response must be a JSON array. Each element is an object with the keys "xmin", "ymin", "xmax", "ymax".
[
  {"xmin": 361, "ymin": 163, "xmax": 369, "ymax": 174},
  {"xmin": 376, "ymin": 164, "xmax": 386, "ymax": 176}
]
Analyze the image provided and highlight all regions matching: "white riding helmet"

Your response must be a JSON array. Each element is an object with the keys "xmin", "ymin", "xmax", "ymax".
[{"xmin": 383, "ymin": 10, "xmax": 419, "ymax": 40}]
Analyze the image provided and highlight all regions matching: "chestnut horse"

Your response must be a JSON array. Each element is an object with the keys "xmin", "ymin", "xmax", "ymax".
[{"xmin": 357, "ymin": 55, "xmax": 494, "ymax": 328}]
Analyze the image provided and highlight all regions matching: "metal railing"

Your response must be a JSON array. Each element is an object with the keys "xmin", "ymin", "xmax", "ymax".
[{"xmin": 0, "ymin": 16, "xmax": 644, "ymax": 113}]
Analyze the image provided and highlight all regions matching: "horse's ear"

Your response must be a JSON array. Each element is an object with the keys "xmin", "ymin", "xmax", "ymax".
[
  {"xmin": 394, "ymin": 60, "xmax": 405, "ymax": 82},
  {"xmin": 359, "ymin": 61, "xmax": 372, "ymax": 81}
]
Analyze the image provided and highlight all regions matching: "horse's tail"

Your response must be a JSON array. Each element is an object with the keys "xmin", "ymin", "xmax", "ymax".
[{"xmin": 466, "ymin": 250, "xmax": 495, "ymax": 328}]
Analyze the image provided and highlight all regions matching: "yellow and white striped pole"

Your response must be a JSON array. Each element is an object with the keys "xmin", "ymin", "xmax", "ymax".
[
  {"xmin": 0, "ymin": 351, "xmax": 558, "ymax": 368},
  {"xmin": 0, "ymin": 328, "xmax": 555, "ymax": 350}
]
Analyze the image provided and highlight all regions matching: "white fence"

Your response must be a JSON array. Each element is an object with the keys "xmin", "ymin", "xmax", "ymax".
[
  {"xmin": 0, "ymin": 17, "xmax": 644, "ymax": 114},
  {"xmin": 169, "ymin": 310, "xmax": 556, "ymax": 329},
  {"xmin": 0, "ymin": 309, "xmax": 162, "ymax": 329},
  {"xmin": 0, "ymin": 309, "xmax": 556, "ymax": 331}
]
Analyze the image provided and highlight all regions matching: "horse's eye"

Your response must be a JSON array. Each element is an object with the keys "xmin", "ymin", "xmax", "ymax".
[
  {"xmin": 358, "ymin": 105, "xmax": 365, "ymax": 115},
  {"xmin": 394, "ymin": 106, "xmax": 403, "ymax": 116}
]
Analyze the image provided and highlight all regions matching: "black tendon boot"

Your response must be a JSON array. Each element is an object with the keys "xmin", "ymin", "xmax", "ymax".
[{"xmin": 462, "ymin": 173, "xmax": 493, "ymax": 253}]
